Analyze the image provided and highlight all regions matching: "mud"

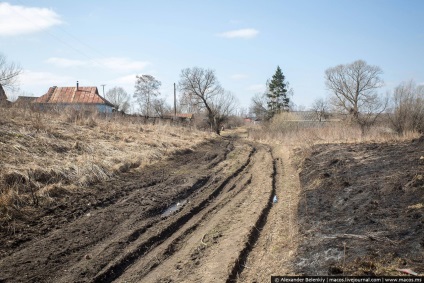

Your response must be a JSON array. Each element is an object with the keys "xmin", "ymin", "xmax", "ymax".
[
  {"xmin": 0, "ymin": 137, "xmax": 277, "ymax": 282},
  {"xmin": 296, "ymin": 137, "xmax": 424, "ymax": 275}
]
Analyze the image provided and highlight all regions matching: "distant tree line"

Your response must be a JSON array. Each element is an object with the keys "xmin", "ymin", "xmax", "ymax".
[
  {"xmin": 2, "ymin": 49, "xmax": 424, "ymax": 136},
  {"xmin": 322, "ymin": 59, "xmax": 424, "ymax": 135},
  {"xmin": 249, "ymin": 59, "xmax": 424, "ymax": 136},
  {"xmin": 127, "ymin": 67, "xmax": 238, "ymax": 134}
]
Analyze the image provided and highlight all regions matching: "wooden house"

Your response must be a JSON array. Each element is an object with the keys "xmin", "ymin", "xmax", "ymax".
[{"xmin": 34, "ymin": 82, "xmax": 114, "ymax": 113}]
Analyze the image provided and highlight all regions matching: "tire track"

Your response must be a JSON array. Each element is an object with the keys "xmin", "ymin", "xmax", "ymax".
[
  {"xmin": 127, "ymin": 143, "xmax": 274, "ymax": 283},
  {"xmin": 92, "ymin": 145, "xmax": 255, "ymax": 283},
  {"xmin": 133, "ymin": 175, "xmax": 253, "ymax": 280},
  {"xmin": 226, "ymin": 150, "xmax": 277, "ymax": 282}
]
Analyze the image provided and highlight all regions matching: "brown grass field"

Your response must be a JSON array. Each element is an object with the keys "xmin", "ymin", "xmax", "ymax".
[{"xmin": 0, "ymin": 107, "xmax": 209, "ymax": 223}]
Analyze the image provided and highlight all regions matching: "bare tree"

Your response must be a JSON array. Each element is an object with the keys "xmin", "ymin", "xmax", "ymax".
[
  {"xmin": 250, "ymin": 92, "xmax": 268, "ymax": 121},
  {"xmin": 325, "ymin": 60, "xmax": 386, "ymax": 133},
  {"xmin": 389, "ymin": 80, "xmax": 424, "ymax": 134},
  {"xmin": 210, "ymin": 91, "xmax": 237, "ymax": 131},
  {"xmin": 179, "ymin": 67, "xmax": 235, "ymax": 134},
  {"xmin": 0, "ymin": 53, "xmax": 22, "ymax": 91},
  {"xmin": 105, "ymin": 86, "xmax": 130, "ymax": 113},
  {"xmin": 151, "ymin": 98, "xmax": 171, "ymax": 118},
  {"xmin": 179, "ymin": 90, "xmax": 201, "ymax": 114},
  {"xmin": 134, "ymin": 75, "xmax": 161, "ymax": 117},
  {"xmin": 310, "ymin": 97, "xmax": 330, "ymax": 122}
]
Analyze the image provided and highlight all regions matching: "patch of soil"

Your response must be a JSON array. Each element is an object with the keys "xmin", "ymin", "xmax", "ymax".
[{"xmin": 296, "ymin": 138, "xmax": 424, "ymax": 275}]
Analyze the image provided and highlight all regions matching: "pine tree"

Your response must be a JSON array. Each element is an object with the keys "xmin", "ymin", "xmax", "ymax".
[{"xmin": 266, "ymin": 66, "xmax": 290, "ymax": 118}]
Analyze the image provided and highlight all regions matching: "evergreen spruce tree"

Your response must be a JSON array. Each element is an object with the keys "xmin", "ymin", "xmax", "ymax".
[{"xmin": 266, "ymin": 66, "xmax": 290, "ymax": 118}]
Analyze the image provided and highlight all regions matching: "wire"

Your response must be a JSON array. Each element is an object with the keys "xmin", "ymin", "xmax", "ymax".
[{"xmin": 10, "ymin": 0, "xmax": 111, "ymax": 83}]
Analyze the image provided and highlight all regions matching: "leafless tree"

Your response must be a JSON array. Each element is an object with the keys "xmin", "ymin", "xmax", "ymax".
[
  {"xmin": 389, "ymin": 80, "xmax": 424, "ymax": 134},
  {"xmin": 209, "ymin": 90, "xmax": 237, "ymax": 131},
  {"xmin": 310, "ymin": 97, "xmax": 330, "ymax": 122},
  {"xmin": 250, "ymin": 93, "xmax": 268, "ymax": 121},
  {"xmin": 237, "ymin": 107, "xmax": 249, "ymax": 118},
  {"xmin": 0, "ymin": 53, "xmax": 22, "ymax": 91},
  {"xmin": 151, "ymin": 98, "xmax": 171, "ymax": 117},
  {"xmin": 325, "ymin": 60, "xmax": 386, "ymax": 133},
  {"xmin": 179, "ymin": 90, "xmax": 201, "ymax": 114},
  {"xmin": 179, "ymin": 67, "xmax": 235, "ymax": 134},
  {"xmin": 134, "ymin": 75, "xmax": 161, "ymax": 117},
  {"xmin": 105, "ymin": 86, "xmax": 131, "ymax": 113}
]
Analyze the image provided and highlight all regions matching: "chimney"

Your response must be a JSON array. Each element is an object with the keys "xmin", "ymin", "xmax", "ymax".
[{"xmin": 76, "ymin": 81, "xmax": 79, "ymax": 91}]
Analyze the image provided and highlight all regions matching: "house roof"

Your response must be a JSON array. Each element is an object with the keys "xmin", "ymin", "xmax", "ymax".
[
  {"xmin": 175, "ymin": 113, "xmax": 193, "ymax": 119},
  {"xmin": 0, "ymin": 84, "xmax": 7, "ymax": 101},
  {"xmin": 14, "ymin": 96, "xmax": 37, "ymax": 105},
  {"xmin": 34, "ymin": 86, "xmax": 114, "ymax": 107}
]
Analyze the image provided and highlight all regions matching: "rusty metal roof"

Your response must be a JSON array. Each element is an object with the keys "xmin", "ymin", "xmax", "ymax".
[
  {"xmin": 34, "ymin": 86, "xmax": 113, "ymax": 106},
  {"xmin": 175, "ymin": 113, "xmax": 193, "ymax": 118}
]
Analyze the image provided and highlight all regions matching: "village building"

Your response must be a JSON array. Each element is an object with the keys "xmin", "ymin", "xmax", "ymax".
[
  {"xmin": 0, "ymin": 84, "xmax": 11, "ymax": 107},
  {"xmin": 33, "ymin": 82, "xmax": 114, "ymax": 113},
  {"xmin": 13, "ymin": 96, "xmax": 37, "ymax": 108},
  {"xmin": 163, "ymin": 113, "xmax": 194, "ymax": 121}
]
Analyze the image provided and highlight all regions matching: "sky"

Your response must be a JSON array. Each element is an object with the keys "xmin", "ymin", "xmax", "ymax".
[{"xmin": 1, "ymin": 0, "xmax": 423, "ymax": 113}]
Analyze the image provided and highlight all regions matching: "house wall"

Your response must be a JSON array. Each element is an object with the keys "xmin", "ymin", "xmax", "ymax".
[
  {"xmin": 35, "ymin": 103, "xmax": 114, "ymax": 113},
  {"xmin": 96, "ymin": 104, "xmax": 114, "ymax": 113}
]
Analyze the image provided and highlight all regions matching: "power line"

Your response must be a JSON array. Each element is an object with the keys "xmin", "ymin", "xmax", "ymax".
[{"xmin": 12, "ymin": 0, "xmax": 109, "ymax": 69}]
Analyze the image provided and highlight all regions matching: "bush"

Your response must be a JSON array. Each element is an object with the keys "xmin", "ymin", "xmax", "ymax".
[{"xmin": 389, "ymin": 80, "xmax": 424, "ymax": 134}]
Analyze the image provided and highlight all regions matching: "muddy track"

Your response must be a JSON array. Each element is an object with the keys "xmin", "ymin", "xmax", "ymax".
[
  {"xmin": 118, "ymin": 143, "xmax": 275, "ymax": 282},
  {"xmin": 92, "ymin": 145, "xmax": 255, "ymax": 283},
  {"xmin": 226, "ymin": 156, "xmax": 277, "ymax": 282},
  {"xmin": 0, "ymin": 138, "xmax": 279, "ymax": 283}
]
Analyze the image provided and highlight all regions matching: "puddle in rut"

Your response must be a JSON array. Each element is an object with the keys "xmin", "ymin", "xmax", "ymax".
[{"xmin": 161, "ymin": 199, "xmax": 187, "ymax": 217}]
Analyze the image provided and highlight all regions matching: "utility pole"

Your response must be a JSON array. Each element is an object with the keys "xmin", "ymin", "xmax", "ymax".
[
  {"xmin": 174, "ymin": 83, "xmax": 177, "ymax": 119},
  {"xmin": 101, "ymin": 84, "xmax": 106, "ymax": 98}
]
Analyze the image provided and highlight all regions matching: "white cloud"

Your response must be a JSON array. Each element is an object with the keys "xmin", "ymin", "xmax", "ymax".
[
  {"xmin": 217, "ymin": 28, "xmax": 259, "ymax": 39},
  {"xmin": 247, "ymin": 84, "xmax": 266, "ymax": 93},
  {"xmin": 231, "ymin": 73, "xmax": 248, "ymax": 80},
  {"xmin": 46, "ymin": 57, "xmax": 149, "ymax": 71},
  {"xmin": 0, "ymin": 2, "xmax": 62, "ymax": 36},
  {"xmin": 20, "ymin": 70, "xmax": 73, "ymax": 85}
]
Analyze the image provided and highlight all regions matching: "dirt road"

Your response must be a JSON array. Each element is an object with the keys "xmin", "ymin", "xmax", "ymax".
[{"xmin": 0, "ymin": 137, "xmax": 287, "ymax": 282}]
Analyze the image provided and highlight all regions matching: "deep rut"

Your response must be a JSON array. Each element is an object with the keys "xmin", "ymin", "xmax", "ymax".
[
  {"xmin": 0, "ymin": 138, "xmax": 279, "ymax": 283},
  {"xmin": 92, "ymin": 145, "xmax": 255, "ymax": 283},
  {"xmin": 118, "ymin": 143, "xmax": 276, "ymax": 282}
]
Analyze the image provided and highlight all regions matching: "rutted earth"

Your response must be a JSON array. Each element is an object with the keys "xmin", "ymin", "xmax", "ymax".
[
  {"xmin": 0, "ymin": 137, "xmax": 280, "ymax": 282},
  {"xmin": 1, "ymin": 135, "xmax": 423, "ymax": 282}
]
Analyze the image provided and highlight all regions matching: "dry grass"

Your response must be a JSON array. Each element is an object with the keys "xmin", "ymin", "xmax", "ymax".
[
  {"xmin": 0, "ymin": 107, "xmax": 210, "ymax": 221},
  {"xmin": 249, "ymin": 120, "xmax": 420, "ymax": 147},
  {"xmin": 248, "ymin": 113, "xmax": 421, "ymax": 167}
]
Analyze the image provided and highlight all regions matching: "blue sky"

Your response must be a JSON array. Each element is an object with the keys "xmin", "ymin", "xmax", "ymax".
[{"xmin": 1, "ymin": 0, "xmax": 423, "ymax": 112}]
